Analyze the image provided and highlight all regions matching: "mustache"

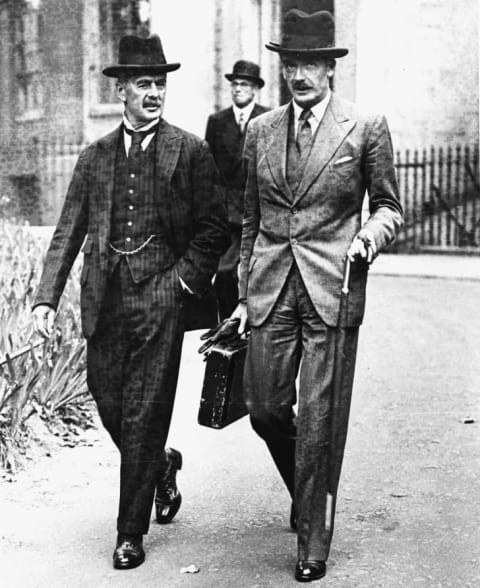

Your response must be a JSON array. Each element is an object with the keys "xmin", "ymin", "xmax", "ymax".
[
  {"xmin": 292, "ymin": 82, "xmax": 312, "ymax": 91},
  {"xmin": 143, "ymin": 100, "xmax": 161, "ymax": 107}
]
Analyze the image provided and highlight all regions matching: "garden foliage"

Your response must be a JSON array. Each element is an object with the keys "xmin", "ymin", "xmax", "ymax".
[{"xmin": 0, "ymin": 220, "xmax": 89, "ymax": 471}]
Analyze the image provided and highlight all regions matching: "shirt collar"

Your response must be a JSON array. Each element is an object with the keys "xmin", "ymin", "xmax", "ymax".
[
  {"xmin": 292, "ymin": 89, "xmax": 331, "ymax": 125},
  {"xmin": 232, "ymin": 101, "xmax": 256, "ymax": 123},
  {"xmin": 122, "ymin": 115, "xmax": 160, "ymax": 133}
]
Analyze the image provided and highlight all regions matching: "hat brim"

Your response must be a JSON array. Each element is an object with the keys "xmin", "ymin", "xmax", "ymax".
[
  {"xmin": 102, "ymin": 63, "xmax": 181, "ymax": 77},
  {"xmin": 265, "ymin": 42, "xmax": 348, "ymax": 58},
  {"xmin": 224, "ymin": 73, "xmax": 265, "ymax": 88}
]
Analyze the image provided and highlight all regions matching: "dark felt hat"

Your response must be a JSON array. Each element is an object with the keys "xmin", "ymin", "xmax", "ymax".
[
  {"xmin": 265, "ymin": 9, "xmax": 348, "ymax": 58},
  {"xmin": 102, "ymin": 34, "xmax": 180, "ymax": 77},
  {"xmin": 225, "ymin": 60, "xmax": 265, "ymax": 88}
]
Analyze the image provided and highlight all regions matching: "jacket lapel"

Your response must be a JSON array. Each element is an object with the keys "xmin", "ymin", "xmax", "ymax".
[
  {"xmin": 264, "ymin": 104, "xmax": 294, "ymax": 202},
  {"xmin": 249, "ymin": 103, "xmax": 264, "ymax": 122},
  {"xmin": 154, "ymin": 118, "xmax": 182, "ymax": 197},
  {"xmin": 224, "ymin": 108, "xmax": 243, "ymax": 156},
  {"xmin": 293, "ymin": 96, "xmax": 356, "ymax": 204},
  {"xmin": 96, "ymin": 125, "xmax": 120, "ymax": 266}
]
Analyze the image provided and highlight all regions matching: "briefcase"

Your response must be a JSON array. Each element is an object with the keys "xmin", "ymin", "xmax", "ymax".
[{"xmin": 198, "ymin": 338, "xmax": 249, "ymax": 429}]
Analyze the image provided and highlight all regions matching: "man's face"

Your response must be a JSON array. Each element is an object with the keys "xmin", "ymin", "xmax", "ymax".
[
  {"xmin": 281, "ymin": 56, "xmax": 333, "ymax": 109},
  {"xmin": 116, "ymin": 74, "xmax": 166, "ymax": 127},
  {"xmin": 230, "ymin": 78, "xmax": 257, "ymax": 108}
]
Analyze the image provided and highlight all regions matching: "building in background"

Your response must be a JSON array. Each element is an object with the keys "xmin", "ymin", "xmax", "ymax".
[{"xmin": 0, "ymin": 0, "xmax": 478, "ymax": 251}]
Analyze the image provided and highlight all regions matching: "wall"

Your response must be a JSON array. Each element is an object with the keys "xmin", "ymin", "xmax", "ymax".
[
  {"xmin": 353, "ymin": 0, "xmax": 479, "ymax": 151},
  {"xmin": 150, "ymin": 0, "xmax": 281, "ymax": 139}
]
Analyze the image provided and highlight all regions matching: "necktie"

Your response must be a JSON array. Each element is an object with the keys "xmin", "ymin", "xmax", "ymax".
[
  {"xmin": 296, "ymin": 109, "xmax": 313, "ymax": 157},
  {"xmin": 124, "ymin": 124, "xmax": 158, "ymax": 160},
  {"xmin": 238, "ymin": 112, "xmax": 246, "ymax": 134}
]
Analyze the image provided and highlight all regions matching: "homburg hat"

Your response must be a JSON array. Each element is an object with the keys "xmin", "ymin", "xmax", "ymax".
[
  {"xmin": 265, "ymin": 9, "xmax": 348, "ymax": 58},
  {"xmin": 225, "ymin": 60, "xmax": 265, "ymax": 88},
  {"xmin": 102, "ymin": 34, "xmax": 180, "ymax": 77}
]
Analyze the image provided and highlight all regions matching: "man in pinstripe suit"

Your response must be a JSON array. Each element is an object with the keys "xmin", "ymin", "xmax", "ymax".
[{"xmin": 32, "ymin": 34, "xmax": 229, "ymax": 570}]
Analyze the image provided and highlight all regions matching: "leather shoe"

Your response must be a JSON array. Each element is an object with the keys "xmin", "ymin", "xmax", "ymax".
[
  {"xmin": 290, "ymin": 502, "xmax": 297, "ymax": 531},
  {"xmin": 155, "ymin": 447, "xmax": 182, "ymax": 524},
  {"xmin": 113, "ymin": 534, "xmax": 145, "ymax": 570},
  {"xmin": 294, "ymin": 560, "xmax": 326, "ymax": 582}
]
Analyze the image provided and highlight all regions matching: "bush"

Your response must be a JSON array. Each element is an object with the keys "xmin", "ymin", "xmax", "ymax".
[{"xmin": 0, "ymin": 219, "xmax": 91, "ymax": 472}]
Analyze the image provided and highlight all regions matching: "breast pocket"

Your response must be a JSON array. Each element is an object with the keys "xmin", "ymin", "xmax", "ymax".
[{"xmin": 331, "ymin": 155, "xmax": 360, "ymax": 173}]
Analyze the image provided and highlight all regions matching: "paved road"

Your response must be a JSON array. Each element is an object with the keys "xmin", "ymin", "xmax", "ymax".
[{"xmin": 1, "ymin": 272, "xmax": 479, "ymax": 587}]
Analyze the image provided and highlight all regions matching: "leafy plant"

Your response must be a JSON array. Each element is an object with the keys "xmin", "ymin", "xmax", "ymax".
[{"xmin": 0, "ymin": 219, "xmax": 89, "ymax": 471}]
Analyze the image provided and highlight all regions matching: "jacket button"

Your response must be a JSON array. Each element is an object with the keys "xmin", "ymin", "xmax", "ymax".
[
  {"xmin": 291, "ymin": 238, "xmax": 298, "ymax": 245},
  {"xmin": 291, "ymin": 208, "xmax": 297, "ymax": 214}
]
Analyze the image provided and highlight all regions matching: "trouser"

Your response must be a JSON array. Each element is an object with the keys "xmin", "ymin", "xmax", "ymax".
[
  {"xmin": 87, "ymin": 260, "xmax": 185, "ymax": 535},
  {"xmin": 214, "ymin": 270, "xmax": 239, "ymax": 320},
  {"xmin": 244, "ymin": 264, "xmax": 359, "ymax": 561},
  {"xmin": 215, "ymin": 223, "xmax": 241, "ymax": 320}
]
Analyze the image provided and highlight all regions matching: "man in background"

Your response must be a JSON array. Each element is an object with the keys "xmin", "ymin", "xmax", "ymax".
[{"xmin": 205, "ymin": 60, "xmax": 269, "ymax": 318}]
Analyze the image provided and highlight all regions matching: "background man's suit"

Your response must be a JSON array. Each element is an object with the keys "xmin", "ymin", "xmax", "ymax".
[
  {"xmin": 34, "ymin": 119, "xmax": 229, "ymax": 536},
  {"xmin": 238, "ymin": 94, "xmax": 403, "ymax": 561},
  {"xmin": 205, "ymin": 103, "xmax": 269, "ymax": 317}
]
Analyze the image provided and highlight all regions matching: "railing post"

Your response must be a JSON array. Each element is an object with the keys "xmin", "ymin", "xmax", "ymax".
[
  {"xmin": 454, "ymin": 144, "xmax": 461, "ymax": 247},
  {"xmin": 437, "ymin": 146, "xmax": 444, "ymax": 247},
  {"xmin": 463, "ymin": 145, "xmax": 470, "ymax": 241},
  {"xmin": 404, "ymin": 149, "xmax": 410, "ymax": 247},
  {"xmin": 429, "ymin": 146, "xmax": 435, "ymax": 246},
  {"xmin": 445, "ymin": 145, "xmax": 452, "ymax": 246},
  {"xmin": 420, "ymin": 148, "xmax": 427, "ymax": 247},
  {"xmin": 412, "ymin": 148, "xmax": 418, "ymax": 250}
]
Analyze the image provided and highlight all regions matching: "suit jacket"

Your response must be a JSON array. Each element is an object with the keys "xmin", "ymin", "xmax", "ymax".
[
  {"xmin": 34, "ymin": 119, "xmax": 230, "ymax": 338},
  {"xmin": 205, "ymin": 104, "xmax": 269, "ymax": 225},
  {"xmin": 238, "ymin": 94, "xmax": 404, "ymax": 328}
]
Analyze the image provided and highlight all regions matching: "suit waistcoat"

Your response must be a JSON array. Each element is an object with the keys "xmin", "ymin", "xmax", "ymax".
[{"xmin": 109, "ymin": 133, "xmax": 175, "ymax": 282}]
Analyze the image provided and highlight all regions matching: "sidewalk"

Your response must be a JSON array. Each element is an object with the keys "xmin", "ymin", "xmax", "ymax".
[
  {"xmin": 370, "ymin": 253, "xmax": 480, "ymax": 281},
  {"xmin": 1, "ymin": 272, "xmax": 479, "ymax": 587}
]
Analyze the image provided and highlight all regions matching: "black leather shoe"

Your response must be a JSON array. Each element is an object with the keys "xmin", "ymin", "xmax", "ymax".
[
  {"xmin": 290, "ymin": 502, "xmax": 297, "ymax": 531},
  {"xmin": 113, "ymin": 534, "xmax": 145, "ymax": 570},
  {"xmin": 155, "ymin": 447, "xmax": 182, "ymax": 524},
  {"xmin": 294, "ymin": 560, "xmax": 326, "ymax": 582}
]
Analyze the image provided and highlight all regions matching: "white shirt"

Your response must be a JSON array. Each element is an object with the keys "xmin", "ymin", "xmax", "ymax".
[
  {"xmin": 122, "ymin": 115, "xmax": 159, "ymax": 155},
  {"xmin": 232, "ymin": 101, "xmax": 256, "ymax": 127},
  {"xmin": 292, "ymin": 89, "xmax": 331, "ymax": 138}
]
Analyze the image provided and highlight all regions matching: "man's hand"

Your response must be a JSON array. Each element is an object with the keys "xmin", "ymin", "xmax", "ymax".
[
  {"xmin": 32, "ymin": 305, "xmax": 55, "ymax": 339},
  {"xmin": 347, "ymin": 229, "xmax": 376, "ymax": 264},
  {"xmin": 198, "ymin": 316, "xmax": 241, "ymax": 354},
  {"xmin": 230, "ymin": 301, "xmax": 248, "ymax": 336}
]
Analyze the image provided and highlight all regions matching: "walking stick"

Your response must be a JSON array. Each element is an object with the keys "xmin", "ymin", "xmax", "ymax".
[{"xmin": 325, "ymin": 257, "xmax": 352, "ymax": 531}]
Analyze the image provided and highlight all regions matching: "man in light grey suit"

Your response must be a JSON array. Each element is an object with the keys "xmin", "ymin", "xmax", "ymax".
[{"xmin": 232, "ymin": 9, "xmax": 403, "ymax": 583}]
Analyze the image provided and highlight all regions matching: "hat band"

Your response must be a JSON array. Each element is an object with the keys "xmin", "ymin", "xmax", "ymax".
[
  {"xmin": 282, "ymin": 33, "xmax": 335, "ymax": 51},
  {"xmin": 119, "ymin": 51, "xmax": 166, "ymax": 66}
]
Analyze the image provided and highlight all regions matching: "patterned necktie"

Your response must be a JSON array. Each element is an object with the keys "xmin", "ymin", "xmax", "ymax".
[
  {"xmin": 238, "ymin": 112, "xmax": 246, "ymax": 134},
  {"xmin": 296, "ymin": 109, "xmax": 313, "ymax": 156}
]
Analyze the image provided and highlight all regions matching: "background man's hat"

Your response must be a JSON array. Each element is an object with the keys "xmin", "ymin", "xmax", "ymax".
[
  {"xmin": 102, "ymin": 34, "xmax": 181, "ymax": 77},
  {"xmin": 225, "ymin": 60, "xmax": 265, "ymax": 88},
  {"xmin": 265, "ymin": 9, "xmax": 348, "ymax": 58}
]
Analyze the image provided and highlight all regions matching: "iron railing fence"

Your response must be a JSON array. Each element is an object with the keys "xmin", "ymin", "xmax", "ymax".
[
  {"xmin": 394, "ymin": 144, "xmax": 480, "ymax": 252},
  {"xmin": 1, "ymin": 139, "xmax": 480, "ymax": 252}
]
